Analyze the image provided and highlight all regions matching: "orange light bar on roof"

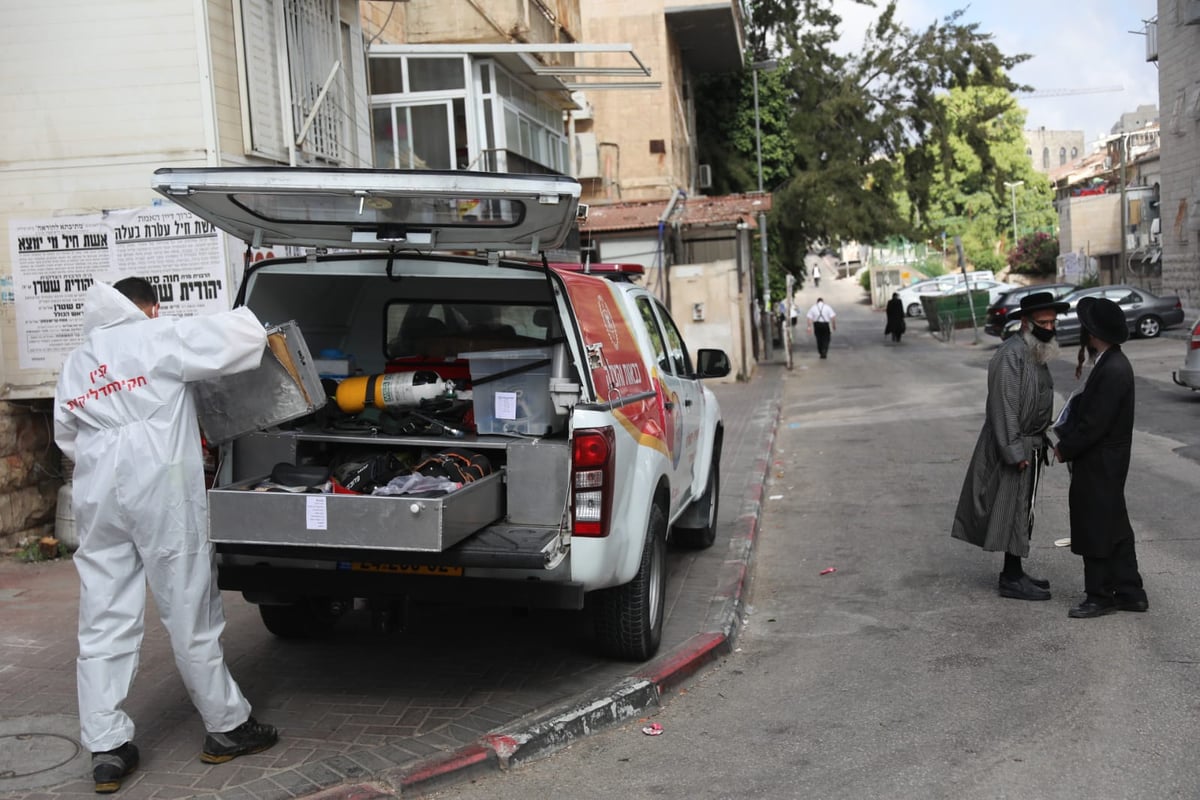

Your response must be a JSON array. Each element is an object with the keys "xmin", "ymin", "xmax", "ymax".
[{"xmin": 543, "ymin": 262, "xmax": 645, "ymax": 276}]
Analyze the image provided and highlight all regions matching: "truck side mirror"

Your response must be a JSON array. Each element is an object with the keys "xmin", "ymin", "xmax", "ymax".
[{"xmin": 695, "ymin": 349, "xmax": 731, "ymax": 379}]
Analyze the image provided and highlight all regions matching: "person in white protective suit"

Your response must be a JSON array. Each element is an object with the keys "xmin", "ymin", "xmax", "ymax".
[{"xmin": 54, "ymin": 278, "xmax": 279, "ymax": 793}]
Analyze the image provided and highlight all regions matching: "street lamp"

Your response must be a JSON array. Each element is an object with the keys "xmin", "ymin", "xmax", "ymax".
[
  {"xmin": 752, "ymin": 58, "xmax": 779, "ymax": 361},
  {"xmin": 1004, "ymin": 180, "xmax": 1024, "ymax": 249}
]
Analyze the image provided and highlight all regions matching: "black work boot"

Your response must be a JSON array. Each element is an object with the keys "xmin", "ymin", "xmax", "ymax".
[
  {"xmin": 200, "ymin": 716, "xmax": 279, "ymax": 764},
  {"xmin": 92, "ymin": 741, "xmax": 139, "ymax": 793}
]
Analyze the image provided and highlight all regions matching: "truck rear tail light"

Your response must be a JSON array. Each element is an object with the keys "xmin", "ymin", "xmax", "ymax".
[
  {"xmin": 572, "ymin": 427, "xmax": 615, "ymax": 537},
  {"xmin": 1190, "ymin": 321, "xmax": 1200, "ymax": 351}
]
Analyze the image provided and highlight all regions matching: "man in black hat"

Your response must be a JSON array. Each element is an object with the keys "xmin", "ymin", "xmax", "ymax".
[
  {"xmin": 952, "ymin": 291, "xmax": 1068, "ymax": 601},
  {"xmin": 1054, "ymin": 296, "xmax": 1148, "ymax": 618}
]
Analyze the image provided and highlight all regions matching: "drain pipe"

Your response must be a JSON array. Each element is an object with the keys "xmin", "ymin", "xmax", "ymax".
[{"xmin": 656, "ymin": 189, "xmax": 686, "ymax": 303}]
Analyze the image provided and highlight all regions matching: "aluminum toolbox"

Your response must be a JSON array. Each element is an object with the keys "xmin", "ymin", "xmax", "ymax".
[
  {"xmin": 208, "ymin": 470, "xmax": 504, "ymax": 552},
  {"xmin": 195, "ymin": 320, "xmax": 326, "ymax": 444}
]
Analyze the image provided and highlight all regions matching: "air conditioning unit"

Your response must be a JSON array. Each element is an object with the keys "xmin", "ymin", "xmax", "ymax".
[
  {"xmin": 1145, "ymin": 20, "xmax": 1158, "ymax": 61},
  {"xmin": 574, "ymin": 132, "xmax": 600, "ymax": 179},
  {"xmin": 1150, "ymin": 217, "xmax": 1161, "ymax": 242},
  {"xmin": 697, "ymin": 163, "xmax": 713, "ymax": 189}
]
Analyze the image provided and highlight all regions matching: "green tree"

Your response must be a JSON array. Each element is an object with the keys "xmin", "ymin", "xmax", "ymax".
[
  {"xmin": 695, "ymin": 1, "xmax": 1030, "ymax": 280},
  {"xmin": 904, "ymin": 82, "xmax": 1055, "ymax": 272}
]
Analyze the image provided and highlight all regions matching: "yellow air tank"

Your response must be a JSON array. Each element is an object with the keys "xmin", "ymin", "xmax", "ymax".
[{"xmin": 334, "ymin": 371, "xmax": 446, "ymax": 414}]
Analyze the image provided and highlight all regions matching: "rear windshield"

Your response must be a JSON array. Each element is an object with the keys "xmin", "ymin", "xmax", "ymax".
[{"xmin": 385, "ymin": 300, "xmax": 561, "ymax": 360}]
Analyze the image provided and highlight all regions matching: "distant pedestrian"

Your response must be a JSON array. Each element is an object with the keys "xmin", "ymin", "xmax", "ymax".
[
  {"xmin": 951, "ymin": 291, "xmax": 1068, "ymax": 601},
  {"xmin": 885, "ymin": 292, "xmax": 906, "ymax": 343},
  {"xmin": 1054, "ymin": 297, "xmax": 1148, "ymax": 619},
  {"xmin": 813, "ymin": 264, "xmax": 821, "ymax": 288},
  {"xmin": 805, "ymin": 297, "xmax": 836, "ymax": 359}
]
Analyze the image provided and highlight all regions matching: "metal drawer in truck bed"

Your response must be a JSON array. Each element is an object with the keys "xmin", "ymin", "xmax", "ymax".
[{"xmin": 208, "ymin": 470, "xmax": 504, "ymax": 552}]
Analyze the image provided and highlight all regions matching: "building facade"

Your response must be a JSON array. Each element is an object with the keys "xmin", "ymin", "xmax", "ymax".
[
  {"xmin": 1152, "ymin": 2, "xmax": 1200, "ymax": 306},
  {"xmin": 1024, "ymin": 127, "xmax": 1086, "ymax": 174}
]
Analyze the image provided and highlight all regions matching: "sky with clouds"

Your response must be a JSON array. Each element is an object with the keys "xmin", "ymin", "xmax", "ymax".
[{"xmin": 830, "ymin": 0, "xmax": 1160, "ymax": 148}]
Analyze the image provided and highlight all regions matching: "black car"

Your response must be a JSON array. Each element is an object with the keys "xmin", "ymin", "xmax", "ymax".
[{"xmin": 984, "ymin": 283, "xmax": 1077, "ymax": 337}]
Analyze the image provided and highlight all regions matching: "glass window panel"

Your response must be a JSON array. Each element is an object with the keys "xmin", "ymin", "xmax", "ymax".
[
  {"xmin": 368, "ymin": 58, "xmax": 405, "ymax": 94},
  {"xmin": 372, "ymin": 106, "xmax": 396, "ymax": 168},
  {"xmin": 408, "ymin": 57, "xmax": 465, "ymax": 92},
  {"xmin": 504, "ymin": 107, "xmax": 520, "ymax": 153},
  {"xmin": 636, "ymin": 298, "xmax": 669, "ymax": 372},
  {"xmin": 410, "ymin": 103, "xmax": 452, "ymax": 169},
  {"xmin": 480, "ymin": 62, "xmax": 491, "ymax": 94},
  {"xmin": 483, "ymin": 99, "xmax": 496, "ymax": 169},
  {"xmin": 519, "ymin": 118, "xmax": 531, "ymax": 157}
]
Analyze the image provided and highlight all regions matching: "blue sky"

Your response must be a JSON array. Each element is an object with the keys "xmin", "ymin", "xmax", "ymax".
[{"xmin": 831, "ymin": 0, "xmax": 1160, "ymax": 148}]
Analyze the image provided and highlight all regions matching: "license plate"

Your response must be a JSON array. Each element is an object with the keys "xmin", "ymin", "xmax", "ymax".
[{"xmin": 348, "ymin": 562, "xmax": 463, "ymax": 577}]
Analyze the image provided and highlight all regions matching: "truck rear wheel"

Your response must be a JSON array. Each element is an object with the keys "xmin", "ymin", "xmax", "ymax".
[
  {"xmin": 258, "ymin": 597, "xmax": 344, "ymax": 639},
  {"xmin": 593, "ymin": 504, "xmax": 666, "ymax": 661},
  {"xmin": 673, "ymin": 450, "xmax": 720, "ymax": 550}
]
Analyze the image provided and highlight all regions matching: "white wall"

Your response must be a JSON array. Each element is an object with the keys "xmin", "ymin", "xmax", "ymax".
[{"xmin": 0, "ymin": 0, "xmax": 212, "ymax": 398}]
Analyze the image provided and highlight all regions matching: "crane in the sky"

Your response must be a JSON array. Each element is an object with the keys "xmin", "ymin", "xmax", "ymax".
[{"xmin": 1015, "ymin": 85, "xmax": 1124, "ymax": 99}]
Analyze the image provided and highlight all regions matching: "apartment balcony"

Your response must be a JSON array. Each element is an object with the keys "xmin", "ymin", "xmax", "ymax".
[{"xmin": 664, "ymin": 0, "xmax": 745, "ymax": 73}]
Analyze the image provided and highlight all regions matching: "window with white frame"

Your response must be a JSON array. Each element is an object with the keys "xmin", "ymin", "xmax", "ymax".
[
  {"xmin": 367, "ymin": 53, "xmax": 567, "ymax": 175},
  {"xmin": 239, "ymin": 0, "xmax": 360, "ymax": 165}
]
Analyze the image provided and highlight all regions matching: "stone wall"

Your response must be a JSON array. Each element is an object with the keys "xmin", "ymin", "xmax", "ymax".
[
  {"xmin": 1156, "ymin": 0, "xmax": 1200, "ymax": 308},
  {"xmin": 0, "ymin": 401, "xmax": 62, "ymax": 552}
]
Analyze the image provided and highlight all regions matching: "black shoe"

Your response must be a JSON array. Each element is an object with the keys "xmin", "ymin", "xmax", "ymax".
[
  {"xmin": 93, "ymin": 742, "xmax": 138, "ymax": 794},
  {"xmin": 1025, "ymin": 574, "xmax": 1050, "ymax": 590},
  {"xmin": 200, "ymin": 716, "xmax": 279, "ymax": 764},
  {"xmin": 998, "ymin": 574, "xmax": 1051, "ymax": 601},
  {"xmin": 998, "ymin": 572, "xmax": 1050, "ymax": 590},
  {"xmin": 1116, "ymin": 598, "xmax": 1149, "ymax": 613},
  {"xmin": 1069, "ymin": 599, "xmax": 1117, "ymax": 618}
]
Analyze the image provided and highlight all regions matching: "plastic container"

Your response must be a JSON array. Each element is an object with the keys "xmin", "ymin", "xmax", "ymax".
[{"xmin": 462, "ymin": 348, "xmax": 560, "ymax": 435}]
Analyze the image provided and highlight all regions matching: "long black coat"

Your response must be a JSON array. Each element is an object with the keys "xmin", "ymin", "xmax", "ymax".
[
  {"xmin": 1055, "ymin": 346, "xmax": 1135, "ymax": 558},
  {"xmin": 884, "ymin": 298, "xmax": 906, "ymax": 336}
]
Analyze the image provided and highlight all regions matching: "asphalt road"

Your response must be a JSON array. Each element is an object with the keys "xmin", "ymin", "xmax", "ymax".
[{"xmin": 428, "ymin": 276, "xmax": 1200, "ymax": 800}]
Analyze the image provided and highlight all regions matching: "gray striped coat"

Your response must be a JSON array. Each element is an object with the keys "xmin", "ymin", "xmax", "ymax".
[{"xmin": 951, "ymin": 335, "xmax": 1054, "ymax": 556}]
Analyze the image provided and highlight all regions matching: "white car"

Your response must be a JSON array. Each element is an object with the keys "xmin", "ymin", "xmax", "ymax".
[
  {"xmin": 937, "ymin": 279, "xmax": 1017, "ymax": 308},
  {"xmin": 1172, "ymin": 317, "xmax": 1200, "ymax": 390},
  {"xmin": 895, "ymin": 271, "xmax": 996, "ymax": 317},
  {"xmin": 896, "ymin": 278, "xmax": 962, "ymax": 317}
]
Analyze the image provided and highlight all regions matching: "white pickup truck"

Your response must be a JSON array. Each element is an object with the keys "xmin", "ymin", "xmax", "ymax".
[{"xmin": 154, "ymin": 168, "xmax": 730, "ymax": 660}]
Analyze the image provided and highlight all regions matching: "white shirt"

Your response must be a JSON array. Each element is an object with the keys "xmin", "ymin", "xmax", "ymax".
[{"xmin": 806, "ymin": 301, "xmax": 836, "ymax": 324}]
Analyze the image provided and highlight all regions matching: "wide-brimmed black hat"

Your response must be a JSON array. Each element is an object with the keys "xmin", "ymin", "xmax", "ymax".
[
  {"xmin": 1009, "ymin": 291, "xmax": 1069, "ymax": 317},
  {"xmin": 1077, "ymin": 296, "xmax": 1129, "ymax": 344}
]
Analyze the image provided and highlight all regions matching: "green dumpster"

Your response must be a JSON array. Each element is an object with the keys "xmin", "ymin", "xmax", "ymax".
[{"xmin": 922, "ymin": 290, "xmax": 991, "ymax": 332}]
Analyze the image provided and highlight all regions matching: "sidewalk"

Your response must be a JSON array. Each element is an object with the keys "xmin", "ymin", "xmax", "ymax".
[{"xmin": 0, "ymin": 368, "xmax": 784, "ymax": 800}]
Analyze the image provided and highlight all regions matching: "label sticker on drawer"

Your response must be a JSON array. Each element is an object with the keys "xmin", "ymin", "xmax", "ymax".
[
  {"xmin": 495, "ymin": 391, "xmax": 517, "ymax": 420},
  {"xmin": 306, "ymin": 496, "xmax": 327, "ymax": 530}
]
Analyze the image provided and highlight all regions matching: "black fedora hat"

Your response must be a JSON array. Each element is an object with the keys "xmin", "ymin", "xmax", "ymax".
[
  {"xmin": 1077, "ymin": 296, "xmax": 1129, "ymax": 344},
  {"xmin": 1009, "ymin": 291, "xmax": 1069, "ymax": 317}
]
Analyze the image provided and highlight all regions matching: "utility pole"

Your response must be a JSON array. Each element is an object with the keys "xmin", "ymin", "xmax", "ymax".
[
  {"xmin": 1118, "ymin": 133, "xmax": 1128, "ymax": 286},
  {"xmin": 752, "ymin": 58, "xmax": 778, "ymax": 361}
]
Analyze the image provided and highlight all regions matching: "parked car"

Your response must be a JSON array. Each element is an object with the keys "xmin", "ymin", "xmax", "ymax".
[
  {"xmin": 936, "ymin": 279, "xmax": 1017, "ymax": 308},
  {"xmin": 1172, "ymin": 317, "xmax": 1200, "ymax": 390},
  {"xmin": 154, "ymin": 167, "xmax": 731, "ymax": 661},
  {"xmin": 984, "ymin": 283, "xmax": 1077, "ymax": 337},
  {"xmin": 1001, "ymin": 285, "xmax": 1185, "ymax": 344},
  {"xmin": 895, "ymin": 271, "xmax": 997, "ymax": 317}
]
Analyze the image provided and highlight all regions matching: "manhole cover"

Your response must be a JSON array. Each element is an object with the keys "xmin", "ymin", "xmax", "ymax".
[{"xmin": 0, "ymin": 715, "xmax": 87, "ymax": 791}]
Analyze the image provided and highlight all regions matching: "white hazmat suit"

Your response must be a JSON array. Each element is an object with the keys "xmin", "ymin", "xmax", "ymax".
[{"xmin": 54, "ymin": 283, "xmax": 268, "ymax": 753}]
